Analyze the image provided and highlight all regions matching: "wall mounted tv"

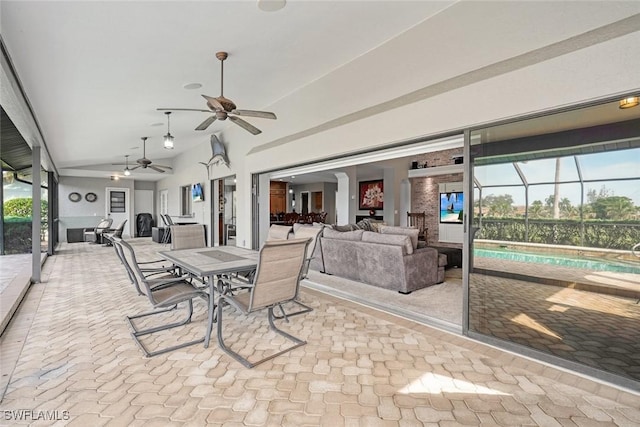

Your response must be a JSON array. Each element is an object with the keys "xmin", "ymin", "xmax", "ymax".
[
  {"xmin": 192, "ymin": 183, "xmax": 204, "ymax": 202},
  {"xmin": 440, "ymin": 192, "xmax": 463, "ymax": 223}
]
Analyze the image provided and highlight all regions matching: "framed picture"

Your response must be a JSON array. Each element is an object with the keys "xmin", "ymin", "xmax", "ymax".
[{"xmin": 358, "ymin": 179, "xmax": 384, "ymax": 210}]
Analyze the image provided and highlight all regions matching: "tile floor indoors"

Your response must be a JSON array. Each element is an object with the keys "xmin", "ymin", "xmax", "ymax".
[{"xmin": 1, "ymin": 239, "xmax": 639, "ymax": 426}]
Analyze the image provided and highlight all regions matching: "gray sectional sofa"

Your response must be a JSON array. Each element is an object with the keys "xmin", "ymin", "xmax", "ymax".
[{"xmin": 310, "ymin": 227, "xmax": 446, "ymax": 294}]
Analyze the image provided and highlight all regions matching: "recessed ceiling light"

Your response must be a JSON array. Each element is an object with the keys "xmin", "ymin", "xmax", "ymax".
[
  {"xmin": 183, "ymin": 82, "xmax": 202, "ymax": 90},
  {"xmin": 257, "ymin": 0, "xmax": 286, "ymax": 12},
  {"xmin": 150, "ymin": 122, "xmax": 164, "ymax": 127},
  {"xmin": 619, "ymin": 96, "xmax": 639, "ymax": 109}
]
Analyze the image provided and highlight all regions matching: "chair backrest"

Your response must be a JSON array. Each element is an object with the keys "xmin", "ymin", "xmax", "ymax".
[
  {"xmin": 170, "ymin": 224, "xmax": 206, "ymax": 250},
  {"xmin": 111, "ymin": 237, "xmax": 145, "ymax": 296},
  {"xmin": 291, "ymin": 226, "xmax": 323, "ymax": 278},
  {"xmin": 96, "ymin": 218, "xmax": 113, "ymax": 232},
  {"xmin": 164, "ymin": 215, "xmax": 174, "ymax": 226},
  {"xmin": 111, "ymin": 219, "xmax": 127, "ymax": 238},
  {"xmin": 407, "ymin": 212, "xmax": 426, "ymax": 232},
  {"xmin": 267, "ymin": 224, "xmax": 292, "ymax": 241},
  {"xmin": 246, "ymin": 238, "xmax": 310, "ymax": 312}
]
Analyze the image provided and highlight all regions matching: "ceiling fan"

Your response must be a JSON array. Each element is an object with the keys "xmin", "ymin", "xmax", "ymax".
[
  {"xmin": 113, "ymin": 137, "xmax": 173, "ymax": 173},
  {"xmin": 158, "ymin": 52, "xmax": 277, "ymax": 135}
]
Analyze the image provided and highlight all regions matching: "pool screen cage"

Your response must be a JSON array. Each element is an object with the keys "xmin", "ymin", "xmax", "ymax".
[{"xmin": 472, "ymin": 143, "xmax": 640, "ymax": 251}]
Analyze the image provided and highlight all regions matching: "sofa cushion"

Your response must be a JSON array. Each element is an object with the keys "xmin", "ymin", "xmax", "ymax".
[
  {"xmin": 362, "ymin": 231, "xmax": 413, "ymax": 255},
  {"xmin": 379, "ymin": 225, "xmax": 419, "ymax": 250},
  {"xmin": 267, "ymin": 224, "xmax": 292, "ymax": 241},
  {"xmin": 323, "ymin": 228, "xmax": 364, "ymax": 241}
]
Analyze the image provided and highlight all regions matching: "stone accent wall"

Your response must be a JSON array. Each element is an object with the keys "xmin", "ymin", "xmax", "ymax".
[{"xmin": 410, "ymin": 148, "xmax": 463, "ymax": 248}]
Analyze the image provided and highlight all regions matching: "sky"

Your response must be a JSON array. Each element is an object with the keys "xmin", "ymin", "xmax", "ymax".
[{"xmin": 474, "ymin": 147, "xmax": 640, "ymax": 206}]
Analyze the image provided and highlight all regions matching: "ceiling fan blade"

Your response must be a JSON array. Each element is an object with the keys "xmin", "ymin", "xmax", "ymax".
[
  {"xmin": 195, "ymin": 115, "xmax": 217, "ymax": 131},
  {"xmin": 229, "ymin": 116, "xmax": 261, "ymax": 135},
  {"xmin": 231, "ymin": 110, "xmax": 277, "ymax": 120},
  {"xmin": 152, "ymin": 164, "xmax": 173, "ymax": 170},
  {"xmin": 201, "ymin": 94, "xmax": 224, "ymax": 111},
  {"xmin": 148, "ymin": 165, "xmax": 166, "ymax": 173},
  {"xmin": 129, "ymin": 165, "xmax": 142, "ymax": 171},
  {"xmin": 157, "ymin": 107, "xmax": 211, "ymax": 113}
]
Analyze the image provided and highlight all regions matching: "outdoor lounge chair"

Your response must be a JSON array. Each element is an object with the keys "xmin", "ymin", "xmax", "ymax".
[
  {"xmin": 216, "ymin": 237, "xmax": 311, "ymax": 368},
  {"xmin": 83, "ymin": 218, "xmax": 113, "ymax": 244},
  {"xmin": 113, "ymin": 237, "xmax": 209, "ymax": 356}
]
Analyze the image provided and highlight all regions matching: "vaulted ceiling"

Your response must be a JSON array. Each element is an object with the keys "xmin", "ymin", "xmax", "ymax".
[{"xmin": 2, "ymin": 1, "xmax": 639, "ymax": 182}]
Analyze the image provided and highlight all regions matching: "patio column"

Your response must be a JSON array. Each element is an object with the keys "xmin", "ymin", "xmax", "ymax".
[{"xmin": 32, "ymin": 145, "xmax": 41, "ymax": 283}]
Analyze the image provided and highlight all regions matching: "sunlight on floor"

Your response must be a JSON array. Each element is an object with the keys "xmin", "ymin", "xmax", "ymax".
[
  {"xmin": 511, "ymin": 313, "xmax": 562, "ymax": 340},
  {"xmin": 397, "ymin": 372, "xmax": 509, "ymax": 395}
]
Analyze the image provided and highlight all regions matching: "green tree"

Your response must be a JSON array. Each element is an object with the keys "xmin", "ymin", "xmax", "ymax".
[
  {"xmin": 587, "ymin": 185, "xmax": 614, "ymax": 204},
  {"xmin": 529, "ymin": 200, "xmax": 545, "ymax": 218},
  {"xmin": 483, "ymin": 194, "xmax": 515, "ymax": 217},
  {"xmin": 3, "ymin": 198, "xmax": 48, "ymax": 219},
  {"xmin": 591, "ymin": 196, "xmax": 636, "ymax": 220}
]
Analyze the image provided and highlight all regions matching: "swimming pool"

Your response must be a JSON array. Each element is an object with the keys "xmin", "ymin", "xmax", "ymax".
[{"xmin": 474, "ymin": 247, "xmax": 640, "ymax": 274}]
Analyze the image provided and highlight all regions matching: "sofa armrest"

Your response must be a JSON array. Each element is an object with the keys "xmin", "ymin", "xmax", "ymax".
[{"xmin": 402, "ymin": 247, "xmax": 441, "ymax": 291}]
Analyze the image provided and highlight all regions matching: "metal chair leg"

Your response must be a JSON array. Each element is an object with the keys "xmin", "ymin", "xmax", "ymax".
[
  {"xmin": 216, "ymin": 302, "xmax": 306, "ymax": 368},
  {"xmin": 126, "ymin": 300, "xmax": 204, "ymax": 357}
]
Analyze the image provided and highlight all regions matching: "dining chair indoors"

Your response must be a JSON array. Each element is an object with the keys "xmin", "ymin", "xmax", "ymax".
[
  {"xmin": 114, "ymin": 237, "xmax": 209, "ymax": 356},
  {"xmin": 216, "ymin": 237, "xmax": 311, "ymax": 368}
]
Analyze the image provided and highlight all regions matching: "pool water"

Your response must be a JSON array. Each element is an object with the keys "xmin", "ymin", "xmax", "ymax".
[{"xmin": 474, "ymin": 248, "xmax": 640, "ymax": 274}]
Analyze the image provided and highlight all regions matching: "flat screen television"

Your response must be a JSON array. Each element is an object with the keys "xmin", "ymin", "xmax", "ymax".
[
  {"xmin": 440, "ymin": 192, "xmax": 463, "ymax": 223},
  {"xmin": 192, "ymin": 183, "xmax": 204, "ymax": 202}
]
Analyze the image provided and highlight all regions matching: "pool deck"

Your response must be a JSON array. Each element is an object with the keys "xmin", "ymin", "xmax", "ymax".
[{"xmin": 473, "ymin": 255, "xmax": 640, "ymax": 300}]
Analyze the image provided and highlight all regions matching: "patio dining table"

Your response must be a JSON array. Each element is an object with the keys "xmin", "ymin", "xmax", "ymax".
[{"xmin": 158, "ymin": 246, "xmax": 259, "ymax": 347}]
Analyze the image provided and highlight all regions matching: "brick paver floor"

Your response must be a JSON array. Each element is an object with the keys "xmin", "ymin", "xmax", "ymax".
[{"xmin": 1, "ymin": 239, "xmax": 639, "ymax": 426}]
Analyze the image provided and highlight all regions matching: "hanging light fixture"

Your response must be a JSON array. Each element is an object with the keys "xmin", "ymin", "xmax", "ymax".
[
  {"xmin": 164, "ymin": 111, "xmax": 175, "ymax": 149},
  {"xmin": 123, "ymin": 154, "xmax": 131, "ymax": 176},
  {"xmin": 619, "ymin": 96, "xmax": 640, "ymax": 109}
]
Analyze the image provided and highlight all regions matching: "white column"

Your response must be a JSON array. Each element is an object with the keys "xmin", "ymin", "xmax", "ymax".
[
  {"xmin": 32, "ymin": 145, "xmax": 41, "ymax": 283},
  {"xmin": 334, "ymin": 172, "xmax": 350, "ymax": 225}
]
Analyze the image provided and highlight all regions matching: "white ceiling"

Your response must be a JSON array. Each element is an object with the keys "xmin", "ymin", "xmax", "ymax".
[
  {"xmin": 2, "ymin": 1, "xmax": 639, "ymax": 184},
  {"xmin": 1, "ymin": 0, "xmax": 453, "ymax": 180}
]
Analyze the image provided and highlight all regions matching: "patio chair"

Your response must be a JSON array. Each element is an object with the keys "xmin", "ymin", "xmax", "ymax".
[
  {"xmin": 272, "ymin": 225, "xmax": 323, "ymax": 320},
  {"xmin": 107, "ymin": 235, "xmax": 179, "ymax": 295},
  {"xmin": 159, "ymin": 214, "xmax": 172, "ymax": 245},
  {"xmin": 171, "ymin": 224, "xmax": 206, "ymax": 250},
  {"xmin": 114, "ymin": 237, "xmax": 209, "ymax": 357},
  {"xmin": 83, "ymin": 218, "xmax": 113, "ymax": 244},
  {"xmin": 216, "ymin": 237, "xmax": 311, "ymax": 368},
  {"xmin": 102, "ymin": 219, "xmax": 127, "ymax": 246},
  {"xmin": 407, "ymin": 211, "xmax": 428, "ymax": 241}
]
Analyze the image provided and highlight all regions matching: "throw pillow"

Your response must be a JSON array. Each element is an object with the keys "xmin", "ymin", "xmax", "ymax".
[
  {"xmin": 332, "ymin": 224, "xmax": 357, "ymax": 232},
  {"xmin": 362, "ymin": 231, "xmax": 413, "ymax": 255},
  {"xmin": 379, "ymin": 225, "xmax": 419, "ymax": 250},
  {"xmin": 322, "ymin": 228, "xmax": 364, "ymax": 241}
]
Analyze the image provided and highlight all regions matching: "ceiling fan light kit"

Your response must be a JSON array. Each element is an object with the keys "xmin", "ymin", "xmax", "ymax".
[
  {"xmin": 164, "ymin": 112, "xmax": 175, "ymax": 149},
  {"xmin": 157, "ymin": 51, "xmax": 277, "ymax": 135},
  {"xmin": 123, "ymin": 154, "xmax": 131, "ymax": 176}
]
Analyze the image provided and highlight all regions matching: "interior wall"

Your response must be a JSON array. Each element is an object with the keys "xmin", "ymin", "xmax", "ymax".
[
  {"xmin": 58, "ymin": 176, "xmax": 134, "ymax": 241},
  {"xmin": 152, "ymin": 16, "xmax": 639, "ymax": 249}
]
